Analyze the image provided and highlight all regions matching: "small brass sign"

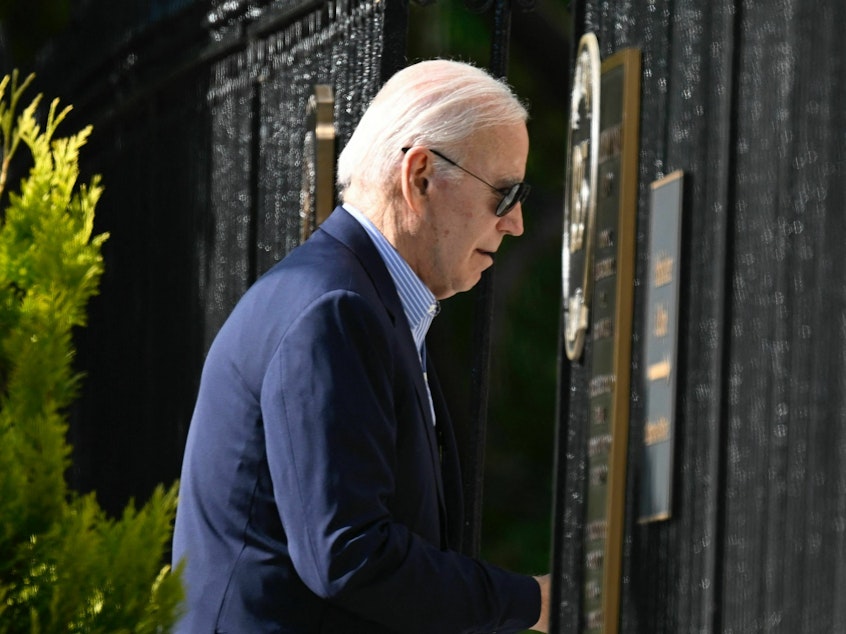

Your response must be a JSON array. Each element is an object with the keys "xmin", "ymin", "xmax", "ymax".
[{"xmin": 639, "ymin": 170, "xmax": 684, "ymax": 523}]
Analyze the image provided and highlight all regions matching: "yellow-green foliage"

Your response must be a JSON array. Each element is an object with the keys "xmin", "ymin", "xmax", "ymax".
[{"xmin": 0, "ymin": 71, "xmax": 183, "ymax": 633}]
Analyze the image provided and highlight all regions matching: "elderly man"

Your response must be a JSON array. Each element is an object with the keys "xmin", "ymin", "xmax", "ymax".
[{"xmin": 173, "ymin": 58, "xmax": 550, "ymax": 633}]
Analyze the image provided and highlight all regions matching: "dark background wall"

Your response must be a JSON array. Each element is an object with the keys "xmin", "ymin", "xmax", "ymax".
[{"xmin": 554, "ymin": 1, "xmax": 846, "ymax": 632}]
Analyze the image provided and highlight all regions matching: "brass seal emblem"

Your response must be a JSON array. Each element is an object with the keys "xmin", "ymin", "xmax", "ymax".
[{"xmin": 562, "ymin": 32, "xmax": 601, "ymax": 361}]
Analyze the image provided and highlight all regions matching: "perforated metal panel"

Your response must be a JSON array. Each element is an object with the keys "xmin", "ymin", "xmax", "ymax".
[{"xmin": 552, "ymin": 1, "xmax": 846, "ymax": 632}]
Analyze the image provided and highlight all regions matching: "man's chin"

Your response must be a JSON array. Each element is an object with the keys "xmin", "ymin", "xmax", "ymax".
[{"xmin": 458, "ymin": 272, "xmax": 486, "ymax": 295}]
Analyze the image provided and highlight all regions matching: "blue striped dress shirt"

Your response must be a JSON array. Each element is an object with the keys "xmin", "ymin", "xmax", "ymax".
[{"xmin": 342, "ymin": 203, "xmax": 439, "ymax": 422}]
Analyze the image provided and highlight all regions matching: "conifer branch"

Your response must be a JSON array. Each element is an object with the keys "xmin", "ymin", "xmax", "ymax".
[{"xmin": 0, "ymin": 71, "xmax": 182, "ymax": 634}]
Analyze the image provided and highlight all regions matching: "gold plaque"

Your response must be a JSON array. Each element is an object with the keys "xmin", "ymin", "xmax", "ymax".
[
  {"xmin": 300, "ymin": 84, "xmax": 335, "ymax": 242},
  {"xmin": 578, "ymin": 44, "xmax": 641, "ymax": 634}
]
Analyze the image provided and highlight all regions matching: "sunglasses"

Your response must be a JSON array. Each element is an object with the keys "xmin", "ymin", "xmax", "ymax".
[{"xmin": 401, "ymin": 147, "xmax": 530, "ymax": 217}]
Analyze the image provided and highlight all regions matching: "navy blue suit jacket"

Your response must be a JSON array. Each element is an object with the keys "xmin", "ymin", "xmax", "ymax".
[{"xmin": 172, "ymin": 207, "xmax": 539, "ymax": 633}]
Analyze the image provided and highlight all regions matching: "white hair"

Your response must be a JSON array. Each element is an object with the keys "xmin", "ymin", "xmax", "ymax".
[{"xmin": 336, "ymin": 59, "xmax": 528, "ymax": 202}]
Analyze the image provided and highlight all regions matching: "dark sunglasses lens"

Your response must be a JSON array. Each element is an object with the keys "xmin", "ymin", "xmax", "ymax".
[{"xmin": 496, "ymin": 183, "xmax": 531, "ymax": 217}]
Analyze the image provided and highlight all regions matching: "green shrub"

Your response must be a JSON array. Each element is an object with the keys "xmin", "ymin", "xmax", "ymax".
[{"xmin": 0, "ymin": 70, "xmax": 182, "ymax": 633}]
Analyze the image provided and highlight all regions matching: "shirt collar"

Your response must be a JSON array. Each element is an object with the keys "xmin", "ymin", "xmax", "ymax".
[{"xmin": 342, "ymin": 203, "xmax": 439, "ymax": 355}]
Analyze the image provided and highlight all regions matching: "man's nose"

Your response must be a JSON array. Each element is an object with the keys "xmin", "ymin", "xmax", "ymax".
[{"xmin": 498, "ymin": 204, "xmax": 524, "ymax": 236}]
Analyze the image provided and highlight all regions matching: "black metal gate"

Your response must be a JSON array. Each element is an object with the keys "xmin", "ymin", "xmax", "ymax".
[{"xmin": 553, "ymin": 1, "xmax": 846, "ymax": 632}]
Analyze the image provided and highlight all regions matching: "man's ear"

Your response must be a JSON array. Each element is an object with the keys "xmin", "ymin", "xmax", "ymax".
[{"xmin": 401, "ymin": 147, "xmax": 433, "ymax": 213}]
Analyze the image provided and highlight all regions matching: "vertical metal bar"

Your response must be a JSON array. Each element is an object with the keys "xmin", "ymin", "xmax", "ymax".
[
  {"xmin": 248, "ymin": 72, "xmax": 263, "ymax": 286},
  {"xmin": 550, "ymin": 4, "xmax": 587, "ymax": 632},
  {"xmin": 705, "ymin": 2, "xmax": 744, "ymax": 629},
  {"xmin": 463, "ymin": 0, "xmax": 512, "ymax": 559},
  {"xmin": 489, "ymin": 0, "xmax": 512, "ymax": 78},
  {"xmin": 381, "ymin": 0, "xmax": 410, "ymax": 84}
]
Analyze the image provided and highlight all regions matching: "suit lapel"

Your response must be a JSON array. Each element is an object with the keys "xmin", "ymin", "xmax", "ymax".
[{"xmin": 425, "ymin": 354, "xmax": 465, "ymax": 550}]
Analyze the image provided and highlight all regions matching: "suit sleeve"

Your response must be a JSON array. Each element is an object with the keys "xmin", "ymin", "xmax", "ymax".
[{"xmin": 260, "ymin": 289, "xmax": 540, "ymax": 633}]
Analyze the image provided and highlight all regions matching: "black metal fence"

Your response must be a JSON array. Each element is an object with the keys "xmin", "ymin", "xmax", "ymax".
[{"xmin": 25, "ymin": 0, "xmax": 407, "ymax": 517}]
